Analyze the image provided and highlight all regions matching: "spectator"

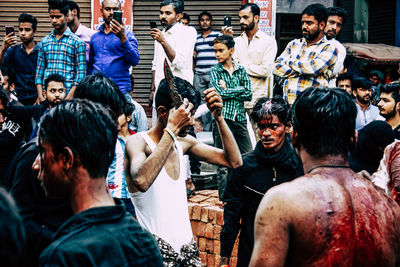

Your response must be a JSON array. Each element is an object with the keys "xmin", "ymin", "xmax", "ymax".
[
  {"xmin": 273, "ymin": 4, "xmax": 338, "ymax": 104},
  {"xmin": 66, "ymin": 0, "xmax": 96, "ymax": 61},
  {"xmin": 377, "ymin": 82, "xmax": 400, "ymax": 139},
  {"xmin": 370, "ymin": 69, "xmax": 384, "ymax": 87},
  {"xmin": 0, "ymin": 13, "xmax": 39, "ymax": 105},
  {"xmin": 325, "ymin": 6, "xmax": 347, "ymax": 87},
  {"xmin": 35, "ymin": 99, "xmax": 163, "ymax": 266},
  {"xmin": 336, "ymin": 72, "xmax": 352, "ymax": 94},
  {"xmin": 88, "ymin": 0, "xmax": 139, "ymax": 98},
  {"xmin": 180, "ymin": 12, "xmax": 190, "ymax": 26},
  {"xmin": 35, "ymin": 0, "xmax": 86, "ymax": 100},
  {"xmin": 220, "ymin": 97, "xmax": 303, "ymax": 267},
  {"xmin": 210, "ymin": 35, "xmax": 252, "ymax": 198},
  {"xmin": 352, "ymin": 77, "xmax": 383, "ymax": 130},
  {"xmin": 0, "ymin": 66, "xmax": 17, "ymax": 101},
  {"xmin": 130, "ymin": 99, "xmax": 148, "ymax": 133}
]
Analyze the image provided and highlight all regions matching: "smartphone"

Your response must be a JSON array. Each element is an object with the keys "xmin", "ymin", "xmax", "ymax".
[
  {"xmin": 223, "ymin": 15, "xmax": 231, "ymax": 27},
  {"xmin": 5, "ymin": 26, "xmax": 14, "ymax": 36},
  {"xmin": 113, "ymin": 11, "xmax": 123, "ymax": 24},
  {"xmin": 150, "ymin": 21, "xmax": 157, "ymax": 29}
]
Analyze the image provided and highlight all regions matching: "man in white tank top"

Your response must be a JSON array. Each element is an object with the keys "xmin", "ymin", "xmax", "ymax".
[{"xmin": 125, "ymin": 77, "xmax": 242, "ymax": 266}]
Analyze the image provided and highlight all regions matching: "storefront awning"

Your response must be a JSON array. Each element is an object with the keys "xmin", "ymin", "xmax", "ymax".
[{"xmin": 343, "ymin": 43, "xmax": 400, "ymax": 64}]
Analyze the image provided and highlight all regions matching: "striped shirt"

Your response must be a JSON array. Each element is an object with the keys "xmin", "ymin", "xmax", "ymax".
[
  {"xmin": 210, "ymin": 61, "xmax": 252, "ymax": 121},
  {"xmin": 107, "ymin": 136, "xmax": 129, "ymax": 199},
  {"xmin": 273, "ymin": 36, "xmax": 338, "ymax": 104},
  {"xmin": 194, "ymin": 31, "xmax": 221, "ymax": 74},
  {"xmin": 35, "ymin": 27, "xmax": 86, "ymax": 92}
]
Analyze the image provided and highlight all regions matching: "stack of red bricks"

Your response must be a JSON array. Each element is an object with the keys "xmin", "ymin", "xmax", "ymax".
[{"xmin": 188, "ymin": 190, "xmax": 239, "ymax": 267}]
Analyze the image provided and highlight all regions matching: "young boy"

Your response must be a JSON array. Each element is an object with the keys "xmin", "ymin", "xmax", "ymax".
[
  {"xmin": 210, "ymin": 35, "xmax": 253, "ymax": 198},
  {"xmin": 107, "ymin": 102, "xmax": 136, "ymax": 215}
]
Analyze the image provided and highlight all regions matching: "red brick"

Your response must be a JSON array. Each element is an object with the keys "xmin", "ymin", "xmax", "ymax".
[
  {"xmin": 206, "ymin": 238, "xmax": 214, "ymax": 253},
  {"xmin": 187, "ymin": 202, "xmax": 195, "ymax": 216},
  {"xmin": 214, "ymin": 240, "xmax": 221, "ymax": 255},
  {"xmin": 207, "ymin": 206, "xmax": 220, "ymax": 223},
  {"xmin": 200, "ymin": 206, "xmax": 209, "ymax": 222},
  {"xmin": 198, "ymin": 222, "xmax": 206, "ymax": 236},
  {"xmin": 199, "ymin": 252, "xmax": 207, "ymax": 265},
  {"xmin": 216, "ymin": 209, "xmax": 224, "ymax": 225},
  {"xmin": 229, "ymin": 256, "xmax": 237, "ymax": 267},
  {"xmin": 207, "ymin": 253, "xmax": 215, "ymax": 267},
  {"xmin": 205, "ymin": 223, "xmax": 214, "ymax": 239},
  {"xmin": 191, "ymin": 220, "xmax": 199, "ymax": 236},
  {"xmin": 232, "ymin": 242, "xmax": 238, "ymax": 257},
  {"xmin": 198, "ymin": 237, "xmax": 206, "ymax": 251},
  {"xmin": 199, "ymin": 189, "xmax": 216, "ymax": 196},
  {"xmin": 213, "ymin": 225, "xmax": 222, "ymax": 239},
  {"xmin": 191, "ymin": 204, "xmax": 202, "ymax": 220},
  {"xmin": 194, "ymin": 235, "xmax": 198, "ymax": 244},
  {"xmin": 189, "ymin": 194, "xmax": 210, "ymax": 203},
  {"xmin": 215, "ymin": 254, "xmax": 221, "ymax": 267}
]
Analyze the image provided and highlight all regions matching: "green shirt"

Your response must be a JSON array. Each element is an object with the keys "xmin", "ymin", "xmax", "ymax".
[{"xmin": 210, "ymin": 62, "xmax": 252, "ymax": 121}]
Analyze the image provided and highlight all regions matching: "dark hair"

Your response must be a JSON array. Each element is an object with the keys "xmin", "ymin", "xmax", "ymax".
[
  {"xmin": 155, "ymin": 77, "xmax": 200, "ymax": 111},
  {"xmin": 48, "ymin": 0, "xmax": 69, "ymax": 15},
  {"xmin": 160, "ymin": 0, "xmax": 184, "ymax": 14},
  {"xmin": 198, "ymin": 11, "xmax": 212, "ymax": 21},
  {"xmin": 336, "ymin": 72, "xmax": 353, "ymax": 86},
  {"xmin": 301, "ymin": 4, "xmax": 328, "ymax": 24},
  {"xmin": 18, "ymin": 13, "xmax": 38, "ymax": 32},
  {"xmin": 0, "ymin": 66, "xmax": 16, "ymax": 86},
  {"xmin": 67, "ymin": 0, "xmax": 80, "ymax": 19},
  {"xmin": 251, "ymin": 96, "xmax": 290, "ymax": 125},
  {"xmin": 44, "ymin": 73, "xmax": 65, "ymax": 91},
  {"xmin": 0, "ymin": 187, "xmax": 26, "ymax": 267},
  {"xmin": 38, "ymin": 99, "xmax": 118, "ymax": 178},
  {"xmin": 327, "ymin": 6, "xmax": 347, "ymax": 24},
  {"xmin": 351, "ymin": 77, "xmax": 372, "ymax": 91},
  {"xmin": 213, "ymin": 35, "xmax": 235, "ymax": 49},
  {"xmin": 292, "ymin": 87, "xmax": 357, "ymax": 157},
  {"xmin": 239, "ymin": 3, "xmax": 260, "ymax": 17},
  {"xmin": 74, "ymin": 73, "xmax": 126, "ymax": 119},
  {"xmin": 380, "ymin": 82, "xmax": 400, "ymax": 103},
  {"xmin": 0, "ymin": 86, "xmax": 9, "ymax": 105},
  {"xmin": 182, "ymin": 12, "xmax": 190, "ymax": 22},
  {"xmin": 122, "ymin": 102, "xmax": 134, "ymax": 117}
]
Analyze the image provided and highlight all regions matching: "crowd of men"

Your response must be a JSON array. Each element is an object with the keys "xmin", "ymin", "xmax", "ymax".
[{"xmin": 1, "ymin": 0, "xmax": 400, "ymax": 266}]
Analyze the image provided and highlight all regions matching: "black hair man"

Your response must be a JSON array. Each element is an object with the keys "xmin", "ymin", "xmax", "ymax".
[
  {"xmin": 125, "ymin": 79, "xmax": 242, "ymax": 265},
  {"xmin": 1, "ymin": 13, "xmax": 39, "ymax": 105},
  {"xmin": 273, "ymin": 4, "xmax": 338, "ymax": 104},
  {"xmin": 220, "ymin": 97, "xmax": 303, "ymax": 267},
  {"xmin": 36, "ymin": 0, "xmax": 86, "ymax": 101},
  {"xmin": 336, "ymin": 72, "xmax": 352, "ymax": 94},
  {"xmin": 250, "ymin": 87, "xmax": 400, "ymax": 266},
  {"xmin": 378, "ymin": 82, "xmax": 400, "ymax": 139},
  {"xmin": 180, "ymin": 12, "xmax": 190, "ymax": 26},
  {"xmin": 34, "ymin": 99, "xmax": 162, "ymax": 266}
]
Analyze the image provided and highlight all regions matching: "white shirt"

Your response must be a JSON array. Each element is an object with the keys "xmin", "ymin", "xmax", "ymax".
[
  {"xmin": 152, "ymin": 22, "xmax": 197, "ymax": 89},
  {"xmin": 233, "ymin": 30, "xmax": 277, "ymax": 108},
  {"xmin": 328, "ymin": 38, "xmax": 346, "ymax": 87}
]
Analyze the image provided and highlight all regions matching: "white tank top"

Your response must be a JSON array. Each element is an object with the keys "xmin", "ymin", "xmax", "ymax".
[{"xmin": 130, "ymin": 132, "xmax": 193, "ymax": 253}]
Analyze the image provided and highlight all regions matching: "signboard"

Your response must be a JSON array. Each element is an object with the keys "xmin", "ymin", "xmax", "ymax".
[
  {"xmin": 249, "ymin": 0, "xmax": 276, "ymax": 37},
  {"xmin": 91, "ymin": 0, "xmax": 133, "ymax": 31}
]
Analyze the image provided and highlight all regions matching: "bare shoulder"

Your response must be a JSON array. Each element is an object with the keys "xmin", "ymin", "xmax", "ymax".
[{"xmin": 125, "ymin": 133, "xmax": 147, "ymax": 154}]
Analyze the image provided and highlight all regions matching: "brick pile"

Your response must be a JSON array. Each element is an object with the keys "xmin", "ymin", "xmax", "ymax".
[{"xmin": 188, "ymin": 190, "xmax": 239, "ymax": 267}]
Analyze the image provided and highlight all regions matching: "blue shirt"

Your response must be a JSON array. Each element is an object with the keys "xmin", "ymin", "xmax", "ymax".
[
  {"xmin": 194, "ymin": 31, "xmax": 221, "ymax": 75},
  {"xmin": 88, "ymin": 25, "xmax": 139, "ymax": 94},
  {"xmin": 355, "ymin": 102, "xmax": 383, "ymax": 131},
  {"xmin": 35, "ymin": 27, "xmax": 86, "ymax": 92},
  {"xmin": 107, "ymin": 136, "xmax": 129, "ymax": 199},
  {"xmin": 2, "ymin": 44, "xmax": 39, "ymax": 102}
]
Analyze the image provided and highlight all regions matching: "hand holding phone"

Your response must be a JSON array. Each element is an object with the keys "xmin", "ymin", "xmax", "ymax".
[
  {"xmin": 113, "ymin": 11, "xmax": 123, "ymax": 24},
  {"xmin": 5, "ymin": 26, "xmax": 14, "ymax": 36},
  {"xmin": 150, "ymin": 21, "xmax": 157, "ymax": 29},
  {"xmin": 223, "ymin": 15, "xmax": 231, "ymax": 27}
]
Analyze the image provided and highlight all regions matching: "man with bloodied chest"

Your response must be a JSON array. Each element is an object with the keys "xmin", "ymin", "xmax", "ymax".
[{"xmin": 250, "ymin": 87, "xmax": 400, "ymax": 267}]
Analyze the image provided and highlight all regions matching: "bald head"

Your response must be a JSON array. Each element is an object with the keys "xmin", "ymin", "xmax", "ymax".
[{"xmin": 102, "ymin": 0, "xmax": 121, "ymax": 8}]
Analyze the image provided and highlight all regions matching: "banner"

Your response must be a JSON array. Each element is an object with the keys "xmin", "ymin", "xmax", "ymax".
[
  {"xmin": 249, "ymin": 0, "xmax": 276, "ymax": 37},
  {"xmin": 91, "ymin": 0, "xmax": 133, "ymax": 31}
]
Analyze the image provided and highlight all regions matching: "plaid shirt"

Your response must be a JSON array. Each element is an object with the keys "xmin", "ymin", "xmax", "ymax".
[
  {"xmin": 210, "ymin": 61, "xmax": 252, "ymax": 121},
  {"xmin": 273, "ymin": 36, "xmax": 338, "ymax": 104},
  {"xmin": 35, "ymin": 27, "xmax": 86, "ymax": 91}
]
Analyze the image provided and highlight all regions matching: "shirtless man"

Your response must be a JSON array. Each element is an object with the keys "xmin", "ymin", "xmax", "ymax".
[
  {"xmin": 125, "ymin": 77, "xmax": 242, "ymax": 265},
  {"xmin": 250, "ymin": 87, "xmax": 400, "ymax": 267}
]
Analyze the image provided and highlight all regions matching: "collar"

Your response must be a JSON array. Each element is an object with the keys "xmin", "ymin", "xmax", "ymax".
[
  {"xmin": 300, "ymin": 35, "xmax": 328, "ymax": 46},
  {"xmin": 75, "ymin": 23, "xmax": 84, "ymax": 35},
  {"xmin": 240, "ymin": 29, "xmax": 263, "ymax": 40},
  {"xmin": 355, "ymin": 100, "xmax": 371, "ymax": 111},
  {"xmin": 50, "ymin": 27, "xmax": 73, "ymax": 38},
  {"xmin": 163, "ymin": 22, "xmax": 181, "ymax": 35},
  {"xmin": 18, "ymin": 42, "xmax": 39, "ymax": 53},
  {"xmin": 215, "ymin": 60, "xmax": 241, "ymax": 72},
  {"xmin": 53, "ymin": 199, "xmax": 125, "ymax": 239}
]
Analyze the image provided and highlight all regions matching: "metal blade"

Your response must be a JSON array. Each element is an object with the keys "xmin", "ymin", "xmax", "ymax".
[{"xmin": 163, "ymin": 59, "xmax": 183, "ymax": 108}]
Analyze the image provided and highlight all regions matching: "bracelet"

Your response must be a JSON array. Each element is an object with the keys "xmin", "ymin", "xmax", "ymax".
[{"xmin": 163, "ymin": 127, "xmax": 177, "ymax": 142}]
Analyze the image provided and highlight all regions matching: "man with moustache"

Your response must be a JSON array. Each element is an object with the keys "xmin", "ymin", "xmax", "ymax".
[
  {"xmin": 273, "ymin": 4, "xmax": 338, "ymax": 104},
  {"xmin": 220, "ymin": 97, "xmax": 303, "ymax": 267},
  {"xmin": 352, "ymin": 77, "xmax": 383, "ymax": 131},
  {"xmin": 377, "ymin": 82, "xmax": 400, "ymax": 139},
  {"xmin": 1, "ymin": 13, "xmax": 39, "ymax": 105},
  {"xmin": 36, "ymin": 0, "xmax": 86, "ymax": 101}
]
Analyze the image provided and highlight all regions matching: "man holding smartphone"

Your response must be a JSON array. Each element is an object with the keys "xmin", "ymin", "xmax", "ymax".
[
  {"xmin": 1, "ymin": 14, "xmax": 39, "ymax": 106},
  {"xmin": 88, "ymin": 0, "xmax": 139, "ymax": 99}
]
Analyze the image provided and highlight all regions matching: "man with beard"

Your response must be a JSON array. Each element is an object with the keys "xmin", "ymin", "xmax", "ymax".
[
  {"xmin": 88, "ymin": 0, "xmax": 139, "ymax": 99},
  {"xmin": 325, "ymin": 7, "xmax": 347, "ymax": 87},
  {"xmin": 36, "ymin": 0, "xmax": 86, "ymax": 101},
  {"xmin": 1, "ymin": 13, "xmax": 39, "ymax": 105},
  {"xmin": 66, "ymin": 1, "xmax": 95, "ymax": 61},
  {"xmin": 273, "ymin": 4, "xmax": 338, "ymax": 104},
  {"xmin": 352, "ymin": 77, "xmax": 383, "ymax": 131},
  {"xmin": 125, "ymin": 78, "xmax": 242, "ymax": 265},
  {"xmin": 150, "ymin": 0, "xmax": 196, "ymax": 124},
  {"xmin": 377, "ymin": 82, "xmax": 400, "ymax": 139},
  {"xmin": 220, "ymin": 97, "xmax": 303, "ymax": 267},
  {"xmin": 336, "ymin": 72, "xmax": 352, "ymax": 95}
]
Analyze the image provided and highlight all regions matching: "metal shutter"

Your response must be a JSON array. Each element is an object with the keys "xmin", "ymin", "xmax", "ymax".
[
  {"xmin": 132, "ymin": 0, "xmax": 244, "ymax": 114},
  {"xmin": 368, "ymin": 0, "xmax": 396, "ymax": 45},
  {"xmin": 336, "ymin": 0, "xmax": 354, "ymax": 43}
]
